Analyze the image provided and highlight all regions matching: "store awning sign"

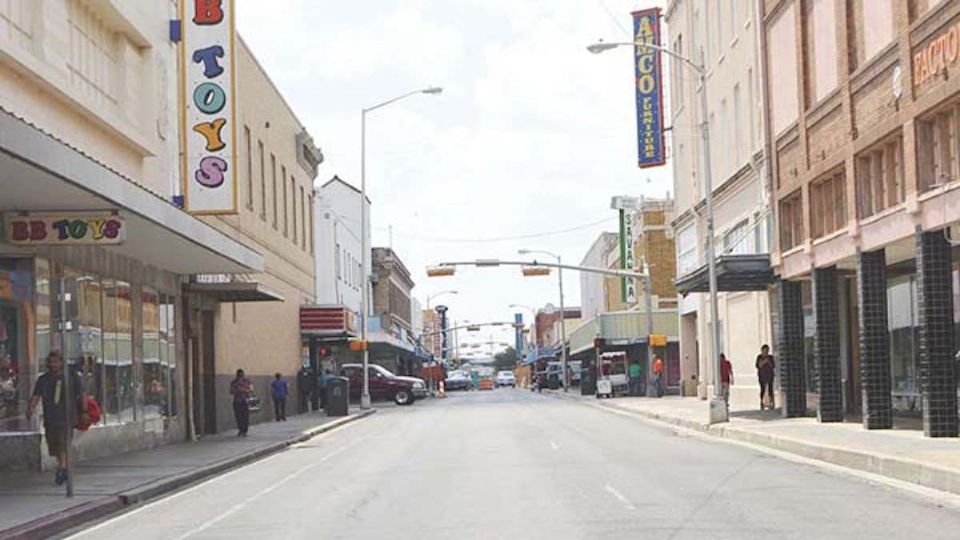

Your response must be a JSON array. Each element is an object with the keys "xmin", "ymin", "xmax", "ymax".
[
  {"xmin": 632, "ymin": 8, "xmax": 665, "ymax": 168},
  {"xmin": 180, "ymin": 0, "xmax": 238, "ymax": 215},
  {"xmin": 4, "ymin": 214, "xmax": 125, "ymax": 245}
]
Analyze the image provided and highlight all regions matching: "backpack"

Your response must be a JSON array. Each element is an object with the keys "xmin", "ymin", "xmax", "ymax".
[{"xmin": 75, "ymin": 395, "xmax": 101, "ymax": 431}]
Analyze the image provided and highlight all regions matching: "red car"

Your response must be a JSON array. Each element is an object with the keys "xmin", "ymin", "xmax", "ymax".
[{"xmin": 340, "ymin": 363, "xmax": 428, "ymax": 405}]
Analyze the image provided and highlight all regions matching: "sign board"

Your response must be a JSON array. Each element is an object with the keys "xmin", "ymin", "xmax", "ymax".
[
  {"xmin": 618, "ymin": 209, "xmax": 637, "ymax": 303},
  {"xmin": 4, "ymin": 214, "xmax": 125, "ymax": 246},
  {"xmin": 180, "ymin": 0, "xmax": 238, "ymax": 214},
  {"xmin": 649, "ymin": 334, "xmax": 667, "ymax": 347},
  {"xmin": 914, "ymin": 20, "xmax": 960, "ymax": 87},
  {"xmin": 632, "ymin": 8, "xmax": 665, "ymax": 168}
]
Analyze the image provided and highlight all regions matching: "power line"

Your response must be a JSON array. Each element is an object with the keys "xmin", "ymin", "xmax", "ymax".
[{"xmin": 389, "ymin": 217, "xmax": 617, "ymax": 244}]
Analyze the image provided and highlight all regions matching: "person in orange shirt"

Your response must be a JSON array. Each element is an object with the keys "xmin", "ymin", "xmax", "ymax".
[{"xmin": 651, "ymin": 355, "xmax": 665, "ymax": 398}]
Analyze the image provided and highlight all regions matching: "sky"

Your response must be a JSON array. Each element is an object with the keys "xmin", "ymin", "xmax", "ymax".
[{"xmin": 237, "ymin": 0, "xmax": 671, "ymax": 353}]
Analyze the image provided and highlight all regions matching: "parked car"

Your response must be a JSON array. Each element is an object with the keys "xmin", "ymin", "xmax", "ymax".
[
  {"xmin": 445, "ymin": 370, "xmax": 471, "ymax": 391},
  {"xmin": 495, "ymin": 371, "xmax": 516, "ymax": 387},
  {"xmin": 340, "ymin": 363, "xmax": 428, "ymax": 405}
]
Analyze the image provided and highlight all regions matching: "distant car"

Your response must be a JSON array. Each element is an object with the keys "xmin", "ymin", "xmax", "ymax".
[
  {"xmin": 445, "ymin": 370, "xmax": 471, "ymax": 391},
  {"xmin": 495, "ymin": 371, "xmax": 516, "ymax": 387},
  {"xmin": 340, "ymin": 363, "xmax": 428, "ymax": 405}
]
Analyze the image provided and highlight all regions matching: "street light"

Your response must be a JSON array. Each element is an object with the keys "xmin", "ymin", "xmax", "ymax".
[
  {"xmin": 519, "ymin": 248, "xmax": 569, "ymax": 392},
  {"xmin": 588, "ymin": 39, "xmax": 725, "ymax": 423},
  {"xmin": 508, "ymin": 303, "xmax": 539, "ymax": 362},
  {"xmin": 426, "ymin": 289, "xmax": 458, "ymax": 310},
  {"xmin": 360, "ymin": 86, "xmax": 443, "ymax": 410}
]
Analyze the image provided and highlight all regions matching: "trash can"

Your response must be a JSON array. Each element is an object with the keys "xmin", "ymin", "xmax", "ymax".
[
  {"xmin": 325, "ymin": 377, "xmax": 349, "ymax": 417},
  {"xmin": 580, "ymin": 367, "xmax": 596, "ymax": 395},
  {"xmin": 548, "ymin": 372, "xmax": 560, "ymax": 390}
]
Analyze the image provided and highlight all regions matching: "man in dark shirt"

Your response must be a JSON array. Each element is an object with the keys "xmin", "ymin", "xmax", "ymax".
[
  {"xmin": 230, "ymin": 369, "xmax": 253, "ymax": 436},
  {"xmin": 27, "ymin": 351, "xmax": 89, "ymax": 485},
  {"xmin": 756, "ymin": 344, "xmax": 776, "ymax": 410}
]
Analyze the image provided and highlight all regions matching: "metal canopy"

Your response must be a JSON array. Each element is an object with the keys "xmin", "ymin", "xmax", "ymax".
[
  {"xmin": 185, "ymin": 282, "xmax": 284, "ymax": 303},
  {"xmin": 675, "ymin": 254, "xmax": 776, "ymax": 295}
]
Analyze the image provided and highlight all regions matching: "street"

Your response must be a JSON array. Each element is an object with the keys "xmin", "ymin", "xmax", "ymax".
[{"xmin": 65, "ymin": 391, "xmax": 960, "ymax": 540}]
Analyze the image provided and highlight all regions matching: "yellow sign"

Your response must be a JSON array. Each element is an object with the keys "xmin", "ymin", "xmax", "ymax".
[{"xmin": 649, "ymin": 334, "xmax": 667, "ymax": 347}]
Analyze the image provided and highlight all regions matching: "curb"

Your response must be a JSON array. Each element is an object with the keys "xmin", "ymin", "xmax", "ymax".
[
  {"xmin": 545, "ymin": 391, "xmax": 960, "ymax": 497},
  {"xmin": 0, "ymin": 409, "xmax": 375, "ymax": 540}
]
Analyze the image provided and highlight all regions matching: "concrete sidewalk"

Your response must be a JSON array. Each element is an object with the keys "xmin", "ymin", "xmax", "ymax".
[
  {"xmin": 546, "ymin": 390, "xmax": 960, "ymax": 496},
  {"xmin": 0, "ymin": 408, "xmax": 374, "ymax": 540}
]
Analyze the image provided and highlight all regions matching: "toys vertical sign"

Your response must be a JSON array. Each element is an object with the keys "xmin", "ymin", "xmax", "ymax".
[
  {"xmin": 633, "ymin": 8, "xmax": 665, "ymax": 168},
  {"xmin": 180, "ymin": 0, "xmax": 238, "ymax": 214}
]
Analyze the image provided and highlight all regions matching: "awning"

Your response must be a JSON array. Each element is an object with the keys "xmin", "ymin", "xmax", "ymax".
[
  {"xmin": 675, "ymin": 254, "xmax": 776, "ymax": 296},
  {"xmin": 0, "ymin": 108, "xmax": 262, "ymax": 274},
  {"xmin": 185, "ymin": 281, "xmax": 283, "ymax": 302}
]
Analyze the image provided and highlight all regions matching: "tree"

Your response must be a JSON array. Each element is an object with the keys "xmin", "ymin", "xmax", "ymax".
[{"xmin": 493, "ymin": 347, "xmax": 518, "ymax": 371}]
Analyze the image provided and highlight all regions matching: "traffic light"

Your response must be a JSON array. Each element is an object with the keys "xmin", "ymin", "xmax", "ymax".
[
  {"xmin": 466, "ymin": 325, "xmax": 481, "ymax": 332},
  {"xmin": 521, "ymin": 266, "xmax": 551, "ymax": 277},
  {"xmin": 426, "ymin": 266, "xmax": 455, "ymax": 277},
  {"xmin": 318, "ymin": 345, "xmax": 331, "ymax": 358},
  {"xmin": 348, "ymin": 340, "xmax": 367, "ymax": 352}
]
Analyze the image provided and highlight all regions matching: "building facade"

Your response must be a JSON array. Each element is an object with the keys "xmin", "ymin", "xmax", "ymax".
[
  {"xmin": 763, "ymin": 0, "xmax": 960, "ymax": 436},
  {"xmin": 370, "ymin": 247, "xmax": 423, "ymax": 376},
  {"xmin": 666, "ymin": 0, "xmax": 775, "ymax": 405},
  {"xmin": 314, "ymin": 176, "xmax": 370, "ymax": 318},
  {"xmin": 0, "ymin": 1, "xmax": 263, "ymax": 469}
]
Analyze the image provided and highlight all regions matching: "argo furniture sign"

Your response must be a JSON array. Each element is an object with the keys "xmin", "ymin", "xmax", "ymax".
[
  {"xmin": 180, "ymin": 0, "xmax": 238, "ymax": 214},
  {"xmin": 4, "ymin": 214, "xmax": 125, "ymax": 245},
  {"xmin": 632, "ymin": 8, "xmax": 665, "ymax": 168}
]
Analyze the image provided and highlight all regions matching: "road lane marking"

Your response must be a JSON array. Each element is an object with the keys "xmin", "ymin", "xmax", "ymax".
[
  {"xmin": 550, "ymin": 440, "xmax": 560, "ymax": 451},
  {"xmin": 172, "ymin": 432, "xmax": 375, "ymax": 540},
  {"xmin": 604, "ymin": 484, "xmax": 636, "ymax": 511},
  {"xmin": 66, "ymin": 418, "xmax": 372, "ymax": 539}
]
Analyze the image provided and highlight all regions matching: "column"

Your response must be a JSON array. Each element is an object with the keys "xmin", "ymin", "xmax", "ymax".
[
  {"xmin": 916, "ymin": 231, "xmax": 958, "ymax": 437},
  {"xmin": 814, "ymin": 267, "xmax": 843, "ymax": 422},
  {"xmin": 777, "ymin": 280, "xmax": 806, "ymax": 418},
  {"xmin": 857, "ymin": 249, "xmax": 892, "ymax": 429}
]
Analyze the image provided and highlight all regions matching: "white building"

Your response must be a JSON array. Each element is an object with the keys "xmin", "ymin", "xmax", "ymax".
[
  {"xmin": 314, "ymin": 175, "xmax": 371, "ymax": 317},
  {"xmin": 579, "ymin": 232, "xmax": 620, "ymax": 322}
]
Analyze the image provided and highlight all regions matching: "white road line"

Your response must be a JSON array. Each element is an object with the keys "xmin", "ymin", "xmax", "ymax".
[
  {"xmin": 67, "ymin": 420, "xmax": 368, "ymax": 539},
  {"xmin": 604, "ymin": 484, "xmax": 636, "ymax": 511},
  {"xmin": 173, "ymin": 433, "xmax": 375, "ymax": 540},
  {"xmin": 550, "ymin": 440, "xmax": 560, "ymax": 451}
]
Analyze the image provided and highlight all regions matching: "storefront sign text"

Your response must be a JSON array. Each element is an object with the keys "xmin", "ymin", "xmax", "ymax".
[
  {"xmin": 633, "ymin": 8, "xmax": 665, "ymax": 168},
  {"xmin": 914, "ymin": 21, "xmax": 960, "ymax": 87},
  {"xmin": 181, "ymin": 0, "xmax": 238, "ymax": 214},
  {"xmin": 4, "ymin": 215, "xmax": 125, "ymax": 245}
]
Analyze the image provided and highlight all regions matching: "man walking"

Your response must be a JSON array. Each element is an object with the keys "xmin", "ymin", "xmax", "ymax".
[
  {"xmin": 26, "ymin": 351, "xmax": 89, "ymax": 485},
  {"xmin": 652, "ymin": 354, "xmax": 665, "ymax": 398},
  {"xmin": 719, "ymin": 353, "xmax": 733, "ymax": 407},
  {"xmin": 628, "ymin": 360, "xmax": 642, "ymax": 396},
  {"xmin": 755, "ymin": 344, "xmax": 776, "ymax": 410},
  {"xmin": 270, "ymin": 372, "xmax": 288, "ymax": 421},
  {"xmin": 230, "ymin": 369, "xmax": 253, "ymax": 437}
]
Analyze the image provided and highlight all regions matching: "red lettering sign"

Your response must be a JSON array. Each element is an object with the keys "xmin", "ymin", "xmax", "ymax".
[{"xmin": 193, "ymin": 0, "xmax": 224, "ymax": 25}]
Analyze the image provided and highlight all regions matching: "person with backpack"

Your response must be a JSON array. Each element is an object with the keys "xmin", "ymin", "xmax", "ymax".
[{"xmin": 26, "ymin": 351, "xmax": 89, "ymax": 485}]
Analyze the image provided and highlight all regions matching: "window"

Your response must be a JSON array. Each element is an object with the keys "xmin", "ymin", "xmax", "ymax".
[
  {"xmin": 729, "ymin": 0, "xmax": 738, "ymax": 42},
  {"xmin": 677, "ymin": 225, "xmax": 698, "ymax": 274},
  {"xmin": 779, "ymin": 190, "xmax": 804, "ymax": 250},
  {"xmin": 258, "ymin": 141, "xmax": 266, "ymax": 220},
  {"xmin": 67, "ymin": 0, "xmax": 121, "ymax": 113},
  {"xmin": 115, "ymin": 281, "xmax": 134, "ymax": 423},
  {"xmin": 271, "ymin": 154, "xmax": 278, "ymax": 228},
  {"xmin": 673, "ymin": 35, "xmax": 684, "ymax": 108},
  {"xmin": 805, "ymin": 0, "xmax": 838, "ymax": 105},
  {"xmin": 888, "ymin": 276, "xmax": 920, "ymax": 401},
  {"xmin": 856, "ymin": 135, "xmax": 904, "ymax": 218},
  {"xmin": 309, "ymin": 195, "xmax": 315, "ymax": 254},
  {"xmin": 917, "ymin": 106, "xmax": 959, "ymax": 191},
  {"xmin": 733, "ymin": 84, "xmax": 742, "ymax": 166},
  {"xmin": 912, "ymin": 0, "xmax": 947, "ymax": 20},
  {"xmin": 767, "ymin": 3, "xmax": 799, "ymax": 134},
  {"xmin": 282, "ymin": 166, "xmax": 288, "ymax": 236},
  {"xmin": 723, "ymin": 219, "xmax": 753, "ymax": 255},
  {"xmin": 244, "ymin": 126, "xmax": 253, "ymax": 209},
  {"xmin": 720, "ymin": 99, "xmax": 729, "ymax": 175},
  {"xmin": 291, "ymin": 177, "xmax": 298, "ymax": 244},
  {"xmin": 810, "ymin": 169, "xmax": 847, "ymax": 238},
  {"xmin": 301, "ymin": 186, "xmax": 307, "ymax": 250},
  {"xmin": 141, "ymin": 288, "xmax": 161, "ymax": 419},
  {"xmin": 858, "ymin": 0, "xmax": 893, "ymax": 65},
  {"xmin": 714, "ymin": 2, "xmax": 723, "ymax": 58},
  {"xmin": 335, "ymin": 244, "xmax": 341, "ymax": 280}
]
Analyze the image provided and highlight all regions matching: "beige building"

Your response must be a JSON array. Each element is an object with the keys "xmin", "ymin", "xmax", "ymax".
[
  {"xmin": 666, "ymin": 0, "xmax": 775, "ymax": 406},
  {"xmin": 0, "ymin": 1, "xmax": 263, "ymax": 469},
  {"xmin": 188, "ymin": 38, "xmax": 321, "ymax": 435}
]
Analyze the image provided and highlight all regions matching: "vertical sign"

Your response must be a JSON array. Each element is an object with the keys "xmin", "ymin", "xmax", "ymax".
[
  {"xmin": 180, "ymin": 0, "xmax": 238, "ymax": 214},
  {"xmin": 623, "ymin": 212, "xmax": 637, "ymax": 303},
  {"xmin": 633, "ymin": 8, "xmax": 665, "ymax": 168}
]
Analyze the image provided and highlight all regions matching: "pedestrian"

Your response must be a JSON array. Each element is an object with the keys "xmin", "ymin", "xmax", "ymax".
[
  {"xmin": 652, "ymin": 354, "xmax": 665, "ymax": 398},
  {"xmin": 756, "ymin": 344, "xmax": 776, "ymax": 410},
  {"xmin": 719, "ymin": 353, "xmax": 733, "ymax": 407},
  {"xmin": 628, "ymin": 360, "xmax": 642, "ymax": 396},
  {"xmin": 26, "ymin": 351, "xmax": 89, "ymax": 485},
  {"xmin": 230, "ymin": 369, "xmax": 253, "ymax": 437},
  {"xmin": 318, "ymin": 369, "xmax": 332, "ymax": 409},
  {"xmin": 270, "ymin": 372, "xmax": 288, "ymax": 421},
  {"xmin": 297, "ymin": 365, "xmax": 314, "ymax": 413}
]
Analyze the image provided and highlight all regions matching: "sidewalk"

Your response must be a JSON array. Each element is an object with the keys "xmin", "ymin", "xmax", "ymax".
[
  {"xmin": 0, "ymin": 408, "xmax": 374, "ymax": 540},
  {"xmin": 546, "ymin": 390, "xmax": 960, "ymax": 496}
]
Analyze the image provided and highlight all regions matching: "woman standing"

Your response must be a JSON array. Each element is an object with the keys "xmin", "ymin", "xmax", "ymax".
[
  {"xmin": 230, "ymin": 369, "xmax": 253, "ymax": 436},
  {"xmin": 755, "ymin": 345, "xmax": 776, "ymax": 410}
]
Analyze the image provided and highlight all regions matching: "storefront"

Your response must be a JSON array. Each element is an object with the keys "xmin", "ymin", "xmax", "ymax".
[{"xmin": 0, "ymin": 110, "xmax": 262, "ymax": 470}]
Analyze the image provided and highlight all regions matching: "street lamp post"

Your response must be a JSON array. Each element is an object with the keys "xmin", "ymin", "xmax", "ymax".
[
  {"xmin": 518, "ymin": 249, "xmax": 569, "ymax": 392},
  {"xmin": 426, "ymin": 289, "xmax": 458, "ymax": 310},
  {"xmin": 588, "ymin": 39, "xmax": 726, "ymax": 423},
  {"xmin": 508, "ymin": 304, "xmax": 539, "ymax": 362},
  {"xmin": 360, "ymin": 86, "xmax": 442, "ymax": 410}
]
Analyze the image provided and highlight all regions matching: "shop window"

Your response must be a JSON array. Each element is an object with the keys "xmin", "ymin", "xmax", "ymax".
[
  {"xmin": 802, "ymin": 281, "xmax": 817, "ymax": 395},
  {"xmin": 810, "ymin": 169, "xmax": 847, "ymax": 238},
  {"xmin": 75, "ymin": 275, "xmax": 104, "ymax": 424},
  {"xmin": 0, "ymin": 258, "xmax": 35, "ymax": 431},
  {"xmin": 917, "ymin": 106, "xmax": 959, "ymax": 191},
  {"xmin": 856, "ymin": 135, "xmax": 904, "ymax": 218},
  {"xmin": 102, "ymin": 279, "xmax": 119, "ymax": 422},
  {"xmin": 142, "ymin": 288, "xmax": 161, "ymax": 419},
  {"xmin": 116, "ymin": 281, "xmax": 134, "ymax": 422},
  {"xmin": 888, "ymin": 275, "xmax": 920, "ymax": 407},
  {"xmin": 779, "ymin": 190, "xmax": 805, "ymax": 250},
  {"xmin": 157, "ymin": 293, "xmax": 177, "ymax": 418}
]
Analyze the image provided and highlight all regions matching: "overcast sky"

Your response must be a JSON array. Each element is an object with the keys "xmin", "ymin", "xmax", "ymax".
[{"xmin": 237, "ymin": 0, "xmax": 671, "ymax": 353}]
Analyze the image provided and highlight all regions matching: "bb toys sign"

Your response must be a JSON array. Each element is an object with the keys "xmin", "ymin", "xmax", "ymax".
[
  {"xmin": 180, "ymin": 0, "xmax": 238, "ymax": 214},
  {"xmin": 4, "ymin": 215, "xmax": 125, "ymax": 246}
]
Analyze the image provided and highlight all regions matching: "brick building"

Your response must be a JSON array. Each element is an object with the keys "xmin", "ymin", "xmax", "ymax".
[{"xmin": 763, "ymin": 0, "xmax": 960, "ymax": 436}]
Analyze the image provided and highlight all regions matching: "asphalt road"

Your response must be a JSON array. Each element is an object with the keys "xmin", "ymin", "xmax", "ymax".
[{"xmin": 66, "ymin": 389, "xmax": 960, "ymax": 540}]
